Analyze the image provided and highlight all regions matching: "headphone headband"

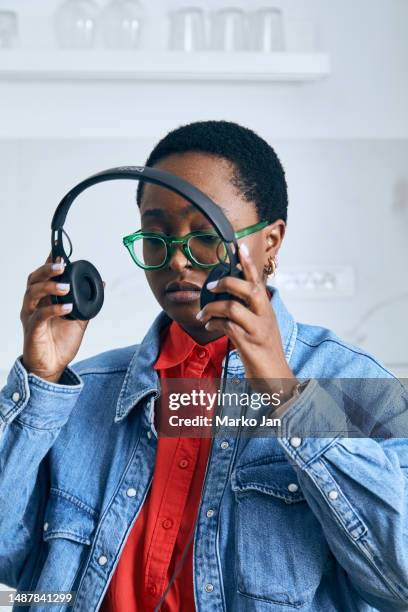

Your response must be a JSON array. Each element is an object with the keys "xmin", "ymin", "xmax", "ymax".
[
  {"xmin": 52, "ymin": 165, "xmax": 236, "ymax": 239},
  {"xmin": 50, "ymin": 165, "xmax": 243, "ymax": 320}
]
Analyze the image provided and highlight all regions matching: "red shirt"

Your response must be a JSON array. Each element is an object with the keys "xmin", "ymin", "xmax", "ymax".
[{"xmin": 100, "ymin": 321, "xmax": 229, "ymax": 612}]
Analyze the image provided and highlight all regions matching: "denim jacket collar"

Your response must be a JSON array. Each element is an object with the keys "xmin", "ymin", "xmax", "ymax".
[{"xmin": 114, "ymin": 286, "xmax": 297, "ymax": 423}]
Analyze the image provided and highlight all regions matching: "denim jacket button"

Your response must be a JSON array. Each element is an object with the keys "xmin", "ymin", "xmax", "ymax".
[
  {"xmin": 126, "ymin": 487, "xmax": 137, "ymax": 497},
  {"xmin": 288, "ymin": 483, "xmax": 299, "ymax": 493},
  {"xmin": 205, "ymin": 583, "xmax": 214, "ymax": 593},
  {"xmin": 220, "ymin": 441, "xmax": 229, "ymax": 450},
  {"xmin": 290, "ymin": 436, "xmax": 302, "ymax": 448},
  {"xmin": 328, "ymin": 489, "xmax": 339, "ymax": 501},
  {"xmin": 12, "ymin": 392, "xmax": 20, "ymax": 403},
  {"xmin": 147, "ymin": 431, "xmax": 152, "ymax": 439},
  {"xmin": 43, "ymin": 522, "xmax": 49, "ymax": 532},
  {"xmin": 206, "ymin": 509, "xmax": 215, "ymax": 518},
  {"xmin": 98, "ymin": 555, "xmax": 108, "ymax": 566}
]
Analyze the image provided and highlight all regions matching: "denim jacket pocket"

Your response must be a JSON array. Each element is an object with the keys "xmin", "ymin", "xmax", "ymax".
[
  {"xmin": 32, "ymin": 488, "xmax": 99, "ymax": 603},
  {"xmin": 231, "ymin": 458, "xmax": 330, "ymax": 608},
  {"xmin": 232, "ymin": 458, "xmax": 306, "ymax": 504},
  {"xmin": 42, "ymin": 488, "xmax": 98, "ymax": 545}
]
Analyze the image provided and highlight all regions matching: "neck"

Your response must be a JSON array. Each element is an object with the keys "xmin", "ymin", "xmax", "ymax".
[{"xmin": 178, "ymin": 321, "xmax": 226, "ymax": 346}]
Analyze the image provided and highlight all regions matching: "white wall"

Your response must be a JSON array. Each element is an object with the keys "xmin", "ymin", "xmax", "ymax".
[{"xmin": 1, "ymin": 138, "xmax": 407, "ymax": 378}]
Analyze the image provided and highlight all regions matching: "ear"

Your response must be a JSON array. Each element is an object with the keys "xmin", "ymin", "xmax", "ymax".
[{"xmin": 264, "ymin": 219, "xmax": 286, "ymax": 257}]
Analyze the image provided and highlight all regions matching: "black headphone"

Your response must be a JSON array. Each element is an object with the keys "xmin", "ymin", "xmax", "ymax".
[{"xmin": 51, "ymin": 166, "xmax": 243, "ymax": 320}]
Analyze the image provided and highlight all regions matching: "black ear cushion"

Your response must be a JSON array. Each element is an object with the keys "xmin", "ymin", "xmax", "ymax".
[
  {"xmin": 200, "ymin": 263, "xmax": 244, "ymax": 309},
  {"xmin": 53, "ymin": 260, "xmax": 104, "ymax": 321}
]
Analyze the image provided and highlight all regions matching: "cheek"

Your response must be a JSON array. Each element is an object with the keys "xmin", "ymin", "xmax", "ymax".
[{"xmin": 144, "ymin": 271, "xmax": 162, "ymax": 300}]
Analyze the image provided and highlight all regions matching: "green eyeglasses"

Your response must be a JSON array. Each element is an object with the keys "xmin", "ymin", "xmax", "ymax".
[{"xmin": 122, "ymin": 220, "xmax": 269, "ymax": 270}]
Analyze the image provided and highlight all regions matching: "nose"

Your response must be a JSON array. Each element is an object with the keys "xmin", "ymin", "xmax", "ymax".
[{"xmin": 167, "ymin": 244, "xmax": 191, "ymax": 272}]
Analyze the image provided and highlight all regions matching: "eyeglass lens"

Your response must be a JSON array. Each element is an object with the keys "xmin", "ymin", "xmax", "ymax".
[
  {"xmin": 187, "ymin": 235, "xmax": 227, "ymax": 265},
  {"xmin": 132, "ymin": 236, "xmax": 167, "ymax": 267},
  {"xmin": 132, "ymin": 234, "xmax": 227, "ymax": 268}
]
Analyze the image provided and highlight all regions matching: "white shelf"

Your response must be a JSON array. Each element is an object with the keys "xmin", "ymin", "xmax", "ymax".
[{"xmin": 0, "ymin": 50, "xmax": 330, "ymax": 82}]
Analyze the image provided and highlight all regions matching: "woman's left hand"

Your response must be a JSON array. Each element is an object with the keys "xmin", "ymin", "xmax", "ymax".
[{"xmin": 196, "ymin": 243, "xmax": 297, "ymax": 400}]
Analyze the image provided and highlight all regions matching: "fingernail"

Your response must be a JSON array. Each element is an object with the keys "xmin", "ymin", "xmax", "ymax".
[
  {"xmin": 205, "ymin": 322, "xmax": 211, "ymax": 330},
  {"xmin": 206, "ymin": 281, "xmax": 218, "ymax": 290},
  {"xmin": 57, "ymin": 283, "xmax": 70, "ymax": 292},
  {"xmin": 62, "ymin": 303, "xmax": 73, "ymax": 312},
  {"xmin": 240, "ymin": 243, "xmax": 249, "ymax": 257},
  {"xmin": 52, "ymin": 263, "xmax": 65, "ymax": 272},
  {"xmin": 196, "ymin": 310, "xmax": 204, "ymax": 320}
]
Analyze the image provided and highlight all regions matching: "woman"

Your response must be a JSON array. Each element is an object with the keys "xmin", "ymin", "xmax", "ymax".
[{"xmin": 0, "ymin": 121, "xmax": 407, "ymax": 612}]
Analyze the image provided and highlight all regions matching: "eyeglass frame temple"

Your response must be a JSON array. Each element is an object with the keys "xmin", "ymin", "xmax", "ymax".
[{"xmin": 123, "ymin": 220, "xmax": 270, "ymax": 245}]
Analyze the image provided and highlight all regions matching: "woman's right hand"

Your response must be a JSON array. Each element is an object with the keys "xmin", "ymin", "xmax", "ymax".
[{"xmin": 20, "ymin": 254, "xmax": 89, "ymax": 383}]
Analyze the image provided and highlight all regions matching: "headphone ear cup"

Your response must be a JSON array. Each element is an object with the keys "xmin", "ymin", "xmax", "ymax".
[
  {"xmin": 200, "ymin": 263, "xmax": 244, "ymax": 310},
  {"xmin": 52, "ymin": 260, "xmax": 104, "ymax": 321}
]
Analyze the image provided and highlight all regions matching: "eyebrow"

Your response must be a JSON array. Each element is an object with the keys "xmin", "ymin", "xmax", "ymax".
[{"xmin": 141, "ymin": 208, "xmax": 166, "ymax": 220}]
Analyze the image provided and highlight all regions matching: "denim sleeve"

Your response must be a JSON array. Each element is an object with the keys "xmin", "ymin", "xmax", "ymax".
[
  {"xmin": 277, "ymin": 380, "xmax": 408, "ymax": 610},
  {"xmin": 0, "ymin": 357, "xmax": 83, "ymax": 587}
]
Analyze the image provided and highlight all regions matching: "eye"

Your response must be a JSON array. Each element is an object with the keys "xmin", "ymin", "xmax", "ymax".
[
  {"xmin": 194, "ymin": 234, "xmax": 219, "ymax": 244},
  {"xmin": 144, "ymin": 236, "xmax": 160, "ymax": 245}
]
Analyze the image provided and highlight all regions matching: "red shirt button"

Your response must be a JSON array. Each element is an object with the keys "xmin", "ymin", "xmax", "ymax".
[
  {"xmin": 197, "ymin": 349, "xmax": 207, "ymax": 359},
  {"xmin": 162, "ymin": 518, "xmax": 173, "ymax": 530},
  {"xmin": 179, "ymin": 459, "xmax": 189, "ymax": 469},
  {"xmin": 147, "ymin": 584, "xmax": 157, "ymax": 596}
]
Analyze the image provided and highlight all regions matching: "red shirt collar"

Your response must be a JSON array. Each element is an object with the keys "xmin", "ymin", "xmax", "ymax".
[{"xmin": 154, "ymin": 320, "xmax": 229, "ymax": 371}]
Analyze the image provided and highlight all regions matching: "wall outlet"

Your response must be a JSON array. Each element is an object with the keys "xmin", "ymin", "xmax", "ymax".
[{"xmin": 274, "ymin": 265, "xmax": 355, "ymax": 299}]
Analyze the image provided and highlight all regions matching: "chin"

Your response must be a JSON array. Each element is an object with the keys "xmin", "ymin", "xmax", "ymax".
[{"xmin": 161, "ymin": 293, "xmax": 198, "ymax": 315}]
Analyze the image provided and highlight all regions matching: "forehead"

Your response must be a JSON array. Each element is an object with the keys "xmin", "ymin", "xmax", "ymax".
[{"xmin": 139, "ymin": 152, "xmax": 255, "ymax": 226}]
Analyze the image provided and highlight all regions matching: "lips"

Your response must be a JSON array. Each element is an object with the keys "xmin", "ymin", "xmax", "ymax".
[
  {"xmin": 165, "ymin": 281, "xmax": 202, "ymax": 293},
  {"xmin": 165, "ymin": 280, "xmax": 202, "ymax": 304}
]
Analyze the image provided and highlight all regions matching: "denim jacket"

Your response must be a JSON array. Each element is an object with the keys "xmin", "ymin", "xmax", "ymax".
[{"xmin": 0, "ymin": 287, "xmax": 407, "ymax": 612}]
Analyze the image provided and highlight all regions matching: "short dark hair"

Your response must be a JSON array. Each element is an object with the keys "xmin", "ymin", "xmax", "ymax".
[{"xmin": 136, "ymin": 120, "xmax": 288, "ymax": 223}]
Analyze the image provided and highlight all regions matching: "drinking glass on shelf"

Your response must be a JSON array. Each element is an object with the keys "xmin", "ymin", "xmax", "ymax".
[
  {"xmin": 100, "ymin": 0, "xmax": 142, "ymax": 50},
  {"xmin": 55, "ymin": 0, "xmax": 98, "ymax": 49},
  {"xmin": 0, "ymin": 11, "xmax": 18, "ymax": 48},
  {"xmin": 168, "ymin": 8, "xmax": 206, "ymax": 52},
  {"xmin": 248, "ymin": 7, "xmax": 284, "ymax": 52},
  {"xmin": 210, "ymin": 8, "xmax": 246, "ymax": 52}
]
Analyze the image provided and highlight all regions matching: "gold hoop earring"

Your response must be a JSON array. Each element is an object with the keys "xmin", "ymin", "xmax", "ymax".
[{"xmin": 264, "ymin": 256, "xmax": 277, "ymax": 277}]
